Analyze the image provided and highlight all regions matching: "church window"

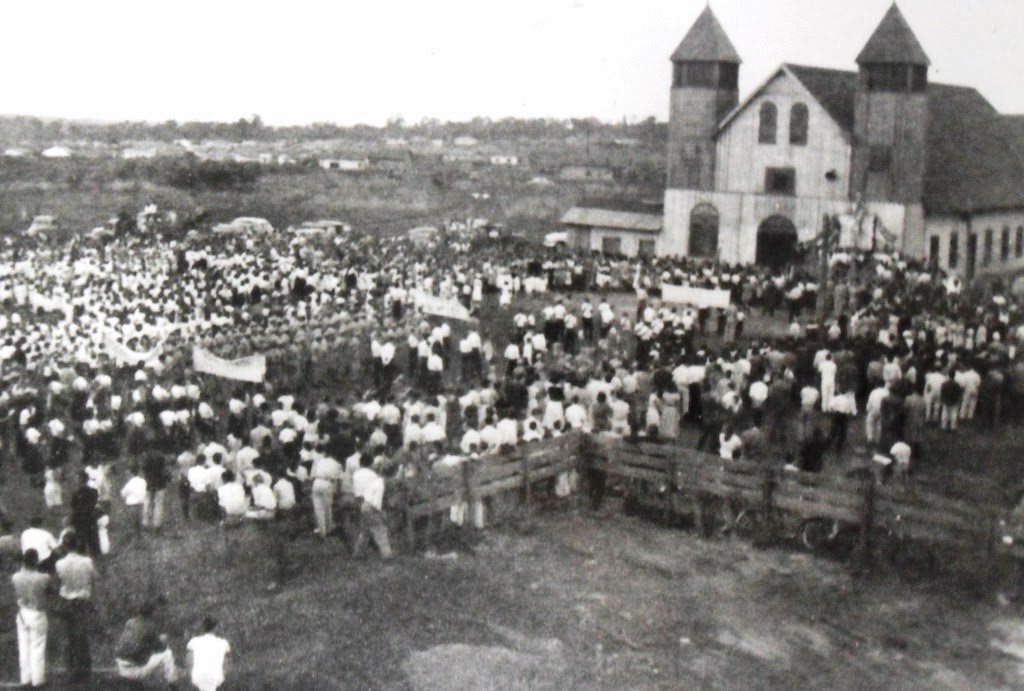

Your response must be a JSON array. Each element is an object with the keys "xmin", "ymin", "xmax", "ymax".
[
  {"xmin": 789, "ymin": 103, "xmax": 809, "ymax": 145},
  {"xmin": 718, "ymin": 63, "xmax": 739, "ymax": 90},
  {"xmin": 758, "ymin": 102, "xmax": 777, "ymax": 144},
  {"xmin": 983, "ymin": 229, "xmax": 993, "ymax": 266},
  {"xmin": 1016, "ymin": 226, "xmax": 1023, "ymax": 258},
  {"xmin": 948, "ymin": 232, "xmax": 959, "ymax": 268},
  {"xmin": 764, "ymin": 167, "xmax": 796, "ymax": 195},
  {"xmin": 1001, "ymin": 227, "xmax": 1010, "ymax": 262}
]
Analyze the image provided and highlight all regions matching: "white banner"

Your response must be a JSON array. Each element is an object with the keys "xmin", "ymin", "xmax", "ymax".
[
  {"xmin": 661, "ymin": 284, "xmax": 731, "ymax": 309},
  {"xmin": 193, "ymin": 347, "xmax": 266, "ymax": 383},
  {"xmin": 414, "ymin": 292, "xmax": 476, "ymax": 322},
  {"xmin": 103, "ymin": 329, "xmax": 163, "ymax": 366}
]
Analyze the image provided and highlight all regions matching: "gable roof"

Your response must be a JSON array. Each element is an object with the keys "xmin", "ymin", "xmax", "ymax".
[
  {"xmin": 856, "ymin": 4, "xmax": 930, "ymax": 66},
  {"xmin": 786, "ymin": 65, "xmax": 858, "ymax": 133},
  {"xmin": 716, "ymin": 62, "xmax": 1024, "ymax": 214},
  {"xmin": 670, "ymin": 6, "xmax": 741, "ymax": 64}
]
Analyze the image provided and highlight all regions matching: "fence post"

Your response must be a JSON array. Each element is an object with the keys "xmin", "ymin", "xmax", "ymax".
[
  {"xmin": 404, "ymin": 474, "xmax": 417, "ymax": 550},
  {"xmin": 520, "ymin": 447, "xmax": 532, "ymax": 520},
  {"xmin": 758, "ymin": 466, "xmax": 777, "ymax": 546},
  {"xmin": 854, "ymin": 474, "xmax": 876, "ymax": 574}
]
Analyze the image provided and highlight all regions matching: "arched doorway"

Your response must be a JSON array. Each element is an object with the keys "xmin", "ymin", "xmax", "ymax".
[
  {"xmin": 688, "ymin": 203, "xmax": 719, "ymax": 258},
  {"xmin": 756, "ymin": 215, "xmax": 798, "ymax": 270}
]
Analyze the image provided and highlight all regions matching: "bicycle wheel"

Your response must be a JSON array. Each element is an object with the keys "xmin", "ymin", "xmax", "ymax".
[
  {"xmin": 733, "ymin": 509, "xmax": 762, "ymax": 540},
  {"xmin": 800, "ymin": 518, "xmax": 834, "ymax": 553}
]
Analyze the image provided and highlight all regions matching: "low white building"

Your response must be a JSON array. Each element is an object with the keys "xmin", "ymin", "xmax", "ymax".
[
  {"xmin": 319, "ymin": 158, "xmax": 369, "ymax": 171},
  {"xmin": 560, "ymin": 207, "xmax": 664, "ymax": 257}
]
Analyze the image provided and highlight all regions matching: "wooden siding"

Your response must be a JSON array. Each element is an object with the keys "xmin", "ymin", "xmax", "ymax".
[{"xmin": 715, "ymin": 72, "xmax": 851, "ymax": 199}]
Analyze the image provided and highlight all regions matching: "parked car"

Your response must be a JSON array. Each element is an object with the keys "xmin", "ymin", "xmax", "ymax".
[{"xmin": 25, "ymin": 215, "xmax": 58, "ymax": 237}]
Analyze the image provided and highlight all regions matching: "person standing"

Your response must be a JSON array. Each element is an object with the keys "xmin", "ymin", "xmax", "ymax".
[
  {"xmin": 12, "ymin": 549, "xmax": 50, "ymax": 688},
  {"xmin": 55, "ymin": 533, "xmax": 95, "ymax": 684},
  {"xmin": 142, "ymin": 453, "xmax": 172, "ymax": 530},
  {"xmin": 309, "ymin": 451, "xmax": 342, "ymax": 538},
  {"xmin": 352, "ymin": 454, "xmax": 393, "ymax": 559},
  {"xmin": 186, "ymin": 616, "xmax": 231, "ymax": 691},
  {"xmin": 70, "ymin": 471, "xmax": 101, "ymax": 556}
]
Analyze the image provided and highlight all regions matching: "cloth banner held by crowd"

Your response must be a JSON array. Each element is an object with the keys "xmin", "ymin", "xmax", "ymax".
[
  {"xmin": 413, "ymin": 292, "xmax": 476, "ymax": 322},
  {"xmin": 661, "ymin": 285, "xmax": 731, "ymax": 309},
  {"xmin": 193, "ymin": 347, "xmax": 266, "ymax": 383},
  {"xmin": 102, "ymin": 329, "xmax": 164, "ymax": 367}
]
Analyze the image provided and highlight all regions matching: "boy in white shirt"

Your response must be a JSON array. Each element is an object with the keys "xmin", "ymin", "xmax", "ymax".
[{"xmin": 186, "ymin": 616, "xmax": 230, "ymax": 691}]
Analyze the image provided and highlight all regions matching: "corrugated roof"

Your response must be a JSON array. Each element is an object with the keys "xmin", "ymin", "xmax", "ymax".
[
  {"xmin": 670, "ymin": 6, "xmax": 741, "ymax": 64},
  {"xmin": 856, "ymin": 4, "xmax": 930, "ymax": 66},
  {"xmin": 561, "ymin": 207, "xmax": 662, "ymax": 233}
]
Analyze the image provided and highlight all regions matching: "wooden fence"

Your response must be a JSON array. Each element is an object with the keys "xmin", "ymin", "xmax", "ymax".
[{"xmin": 386, "ymin": 432, "xmax": 1023, "ymax": 572}]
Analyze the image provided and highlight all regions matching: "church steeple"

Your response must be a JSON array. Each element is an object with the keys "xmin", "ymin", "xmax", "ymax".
[
  {"xmin": 856, "ymin": 3, "xmax": 930, "ymax": 67},
  {"xmin": 671, "ymin": 5, "xmax": 741, "ymax": 64},
  {"xmin": 851, "ymin": 3, "xmax": 930, "ymax": 206},
  {"xmin": 666, "ymin": 6, "xmax": 740, "ymax": 194}
]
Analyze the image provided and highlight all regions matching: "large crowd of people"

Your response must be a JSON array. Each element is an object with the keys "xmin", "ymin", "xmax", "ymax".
[{"xmin": 2, "ymin": 219, "xmax": 1023, "ymax": 686}]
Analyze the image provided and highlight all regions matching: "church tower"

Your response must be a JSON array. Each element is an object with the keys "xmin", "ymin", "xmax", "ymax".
[
  {"xmin": 667, "ymin": 6, "xmax": 740, "ymax": 191},
  {"xmin": 851, "ymin": 3, "xmax": 930, "ymax": 204}
]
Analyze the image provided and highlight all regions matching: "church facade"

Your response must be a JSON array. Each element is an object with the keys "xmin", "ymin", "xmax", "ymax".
[{"xmin": 636, "ymin": 4, "xmax": 1024, "ymax": 280}]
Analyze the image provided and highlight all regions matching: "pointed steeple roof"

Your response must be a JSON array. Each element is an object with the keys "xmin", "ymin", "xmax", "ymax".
[
  {"xmin": 671, "ymin": 6, "xmax": 741, "ymax": 64},
  {"xmin": 856, "ymin": 3, "xmax": 930, "ymax": 66}
]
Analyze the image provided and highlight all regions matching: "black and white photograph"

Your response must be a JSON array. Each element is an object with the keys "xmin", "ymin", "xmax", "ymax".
[{"xmin": 1, "ymin": 1, "xmax": 1024, "ymax": 688}]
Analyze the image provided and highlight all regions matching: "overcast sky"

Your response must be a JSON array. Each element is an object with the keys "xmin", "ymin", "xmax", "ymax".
[{"xmin": 3, "ymin": 0, "xmax": 1022, "ymax": 126}]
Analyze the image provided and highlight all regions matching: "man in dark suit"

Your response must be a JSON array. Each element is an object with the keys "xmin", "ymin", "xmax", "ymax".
[{"xmin": 70, "ymin": 471, "xmax": 101, "ymax": 557}]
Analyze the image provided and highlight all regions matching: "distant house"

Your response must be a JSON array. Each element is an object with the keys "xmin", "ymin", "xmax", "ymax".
[
  {"xmin": 561, "ymin": 207, "xmax": 663, "ymax": 257},
  {"xmin": 558, "ymin": 165, "xmax": 616, "ymax": 182},
  {"xmin": 489, "ymin": 155, "xmax": 519, "ymax": 166},
  {"xmin": 41, "ymin": 146, "xmax": 71, "ymax": 159},
  {"xmin": 442, "ymin": 150, "xmax": 488, "ymax": 166},
  {"xmin": 121, "ymin": 148, "xmax": 157, "ymax": 160},
  {"xmin": 3, "ymin": 147, "xmax": 33, "ymax": 158},
  {"xmin": 384, "ymin": 138, "xmax": 408, "ymax": 147},
  {"xmin": 453, "ymin": 136, "xmax": 478, "ymax": 147},
  {"xmin": 612, "ymin": 138, "xmax": 642, "ymax": 147},
  {"xmin": 319, "ymin": 158, "xmax": 369, "ymax": 172}
]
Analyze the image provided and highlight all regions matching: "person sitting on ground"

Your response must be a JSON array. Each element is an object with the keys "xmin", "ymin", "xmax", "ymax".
[
  {"xmin": 217, "ymin": 471, "xmax": 249, "ymax": 522},
  {"xmin": 115, "ymin": 599, "xmax": 180, "ymax": 686},
  {"xmin": 245, "ymin": 474, "xmax": 277, "ymax": 520},
  {"xmin": 186, "ymin": 615, "xmax": 231, "ymax": 691}
]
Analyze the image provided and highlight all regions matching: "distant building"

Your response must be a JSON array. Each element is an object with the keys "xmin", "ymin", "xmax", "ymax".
[
  {"xmin": 319, "ymin": 158, "xmax": 369, "ymax": 171},
  {"xmin": 453, "ymin": 136, "xmax": 478, "ymax": 147},
  {"xmin": 489, "ymin": 155, "xmax": 519, "ymax": 166},
  {"xmin": 3, "ymin": 147, "xmax": 33, "ymax": 158},
  {"xmin": 558, "ymin": 165, "xmax": 615, "ymax": 182},
  {"xmin": 121, "ymin": 148, "xmax": 157, "ymax": 160},
  {"xmin": 41, "ymin": 146, "xmax": 71, "ymax": 159},
  {"xmin": 560, "ymin": 207, "xmax": 663, "ymax": 256}
]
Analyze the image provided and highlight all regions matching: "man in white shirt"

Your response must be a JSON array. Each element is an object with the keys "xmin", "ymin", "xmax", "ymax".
[
  {"xmin": 956, "ymin": 365, "xmax": 981, "ymax": 420},
  {"xmin": 352, "ymin": 456, "xmax": 392, "ymax": 559},
  {"xmin": 818, "ymin": 353, "xmax": 838, "ymax": 412},
  {"xmin": 186, "ymin": 616, "xmax": 230, "ymax": 691},
  {"xmin": 865, "ymin": 385, "xmax": 889, "ymax": 444},
  {"xmin": 273, "ymin": 477, "xmax": 297, "ymax": 513},
  {"xmin": 216, "ymin": 472, "xmax": 249, "ymax": 521},
  {"xmin": 121, "ymin": 465, "xmax": 148, "ymax": 531},
  {"xmin": 310, "ymin": 452, "xmax": 342, "ymax": 538},
  {"xmin": 21, "ymin": 519, "xmax": 58, "ymax": 566},
  {"xmin": 245, "ymin": 475, "xmax": 277, "ymax": 520}
]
